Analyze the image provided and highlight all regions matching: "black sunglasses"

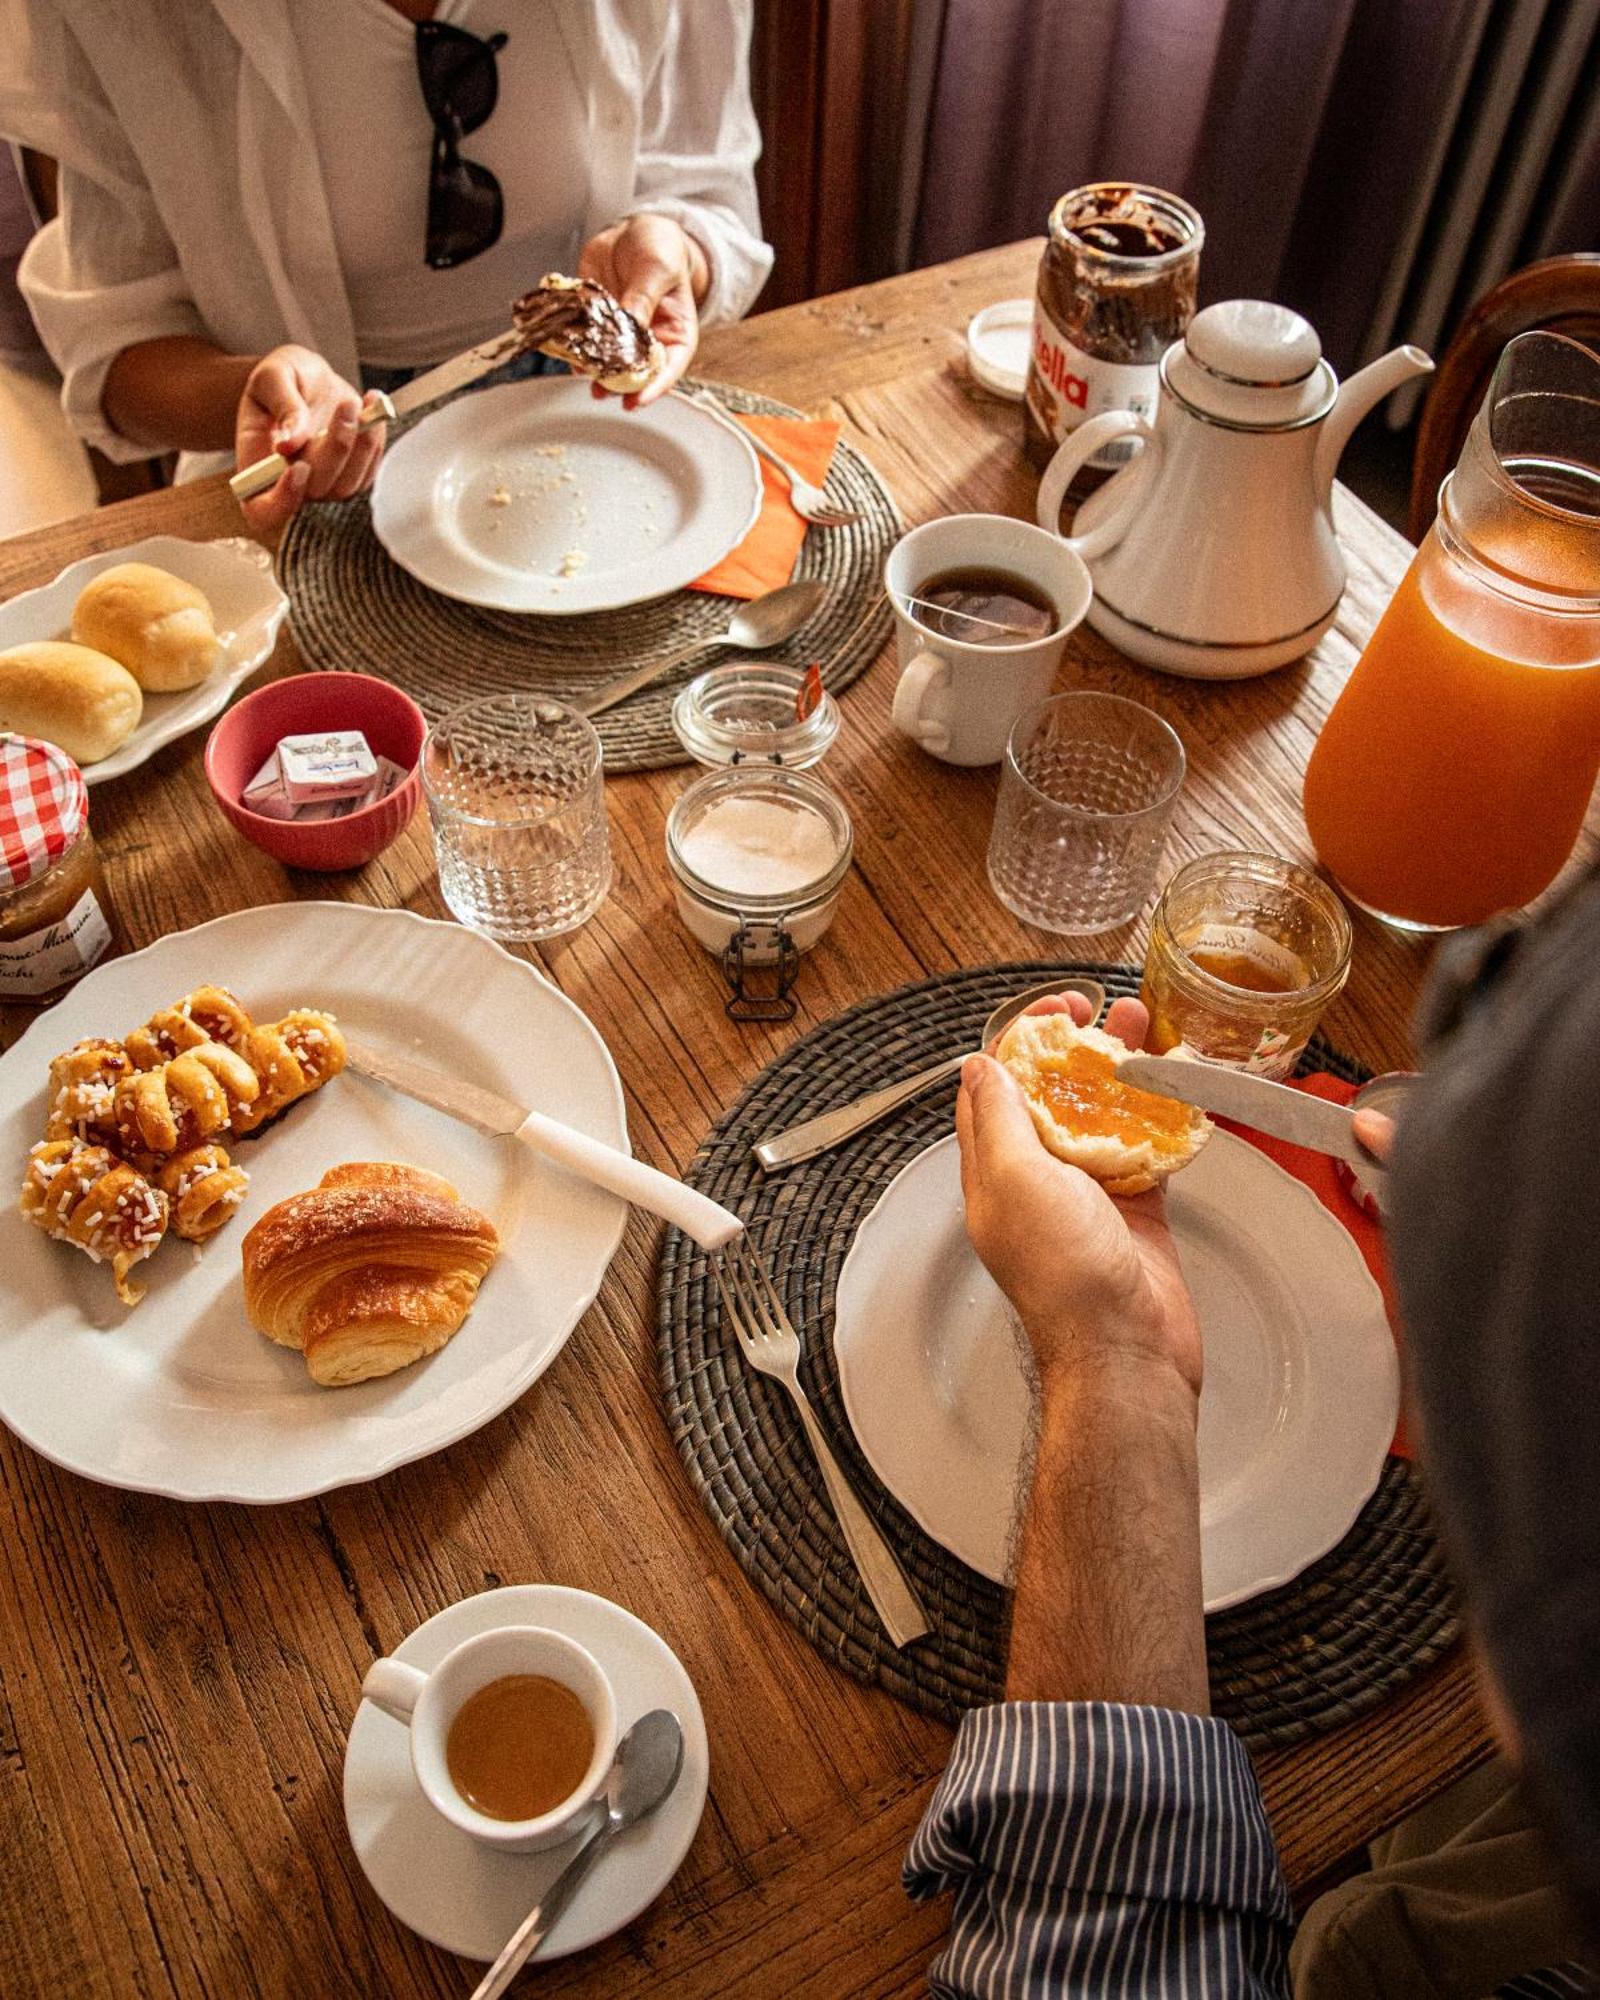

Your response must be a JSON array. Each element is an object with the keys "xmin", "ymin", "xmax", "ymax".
[{"xmin": 416, "ymin": 20, "xmax": 508, "ymax": 270}]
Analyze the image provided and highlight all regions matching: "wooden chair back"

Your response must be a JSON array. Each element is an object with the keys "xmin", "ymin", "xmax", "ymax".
[{"xmin": 1409, "ymin": 253, "xmax": 1600, "ymax": 543}]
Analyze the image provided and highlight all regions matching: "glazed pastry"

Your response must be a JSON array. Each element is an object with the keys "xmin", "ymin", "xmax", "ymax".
[
  {"xmin": 241, "ymin": 1162, "xmax": 499, "ymax": 1387},
  {"xmin": 156, "ymin": 1145, "xmax": 250, "ymax": 1242},
  {"xmin": 125, "ymin": 984, "xmax": 255, "ymax": 1069},
  {"xmin": 20, "ymin": 1139, "xmax": 169, "ymax": 1305},
  {"xmin": 512, "ymin": 273, "xmax": 666, "ymax": 393},
  {"xmin": 113, "ymin": 1040, "xmax": 260, "ymax": 1163},
  {"xmin": 229, "ymin": 1010, "xmax": 346, "ymax": 1136},
  {"xmin": 45, "ymin": 1038, "xmax": 133, "ymax": 1144}
]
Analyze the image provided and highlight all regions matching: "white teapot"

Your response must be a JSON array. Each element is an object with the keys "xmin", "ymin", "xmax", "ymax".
[{"xmin": 1036, "ymin": 300, "xmax": 1433, "ymax": 678}]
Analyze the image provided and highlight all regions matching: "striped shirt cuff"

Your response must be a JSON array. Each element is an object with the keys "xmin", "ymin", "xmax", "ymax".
[{"xmin": 906, "ymin": 1702, "xmax": 1293, "ymax": 1998}]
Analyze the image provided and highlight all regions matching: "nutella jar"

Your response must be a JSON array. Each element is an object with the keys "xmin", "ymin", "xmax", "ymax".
[
  {"xmin": 1025, "ymin": 183, "xmax": 1203, "ymax": 492},
  {"xmin": 0, "ymin": 736, "xmax": 115, "ymax": 1005}
]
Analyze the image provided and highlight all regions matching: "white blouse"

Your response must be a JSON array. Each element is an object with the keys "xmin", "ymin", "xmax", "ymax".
[{"xmin": 0, "ymin": 0, "xmax": 773, "ymax": 459}]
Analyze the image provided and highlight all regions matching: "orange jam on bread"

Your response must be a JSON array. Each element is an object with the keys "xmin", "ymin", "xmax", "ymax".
[{"xmin": 1035, "ymin": 1047, "xmax": 1196, "ymax": 1153}]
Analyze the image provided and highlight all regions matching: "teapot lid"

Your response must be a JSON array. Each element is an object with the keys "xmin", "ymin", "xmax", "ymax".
[{"xmin": 1166, "ymin": 301, "xmax": 1335, "ymax": 428}]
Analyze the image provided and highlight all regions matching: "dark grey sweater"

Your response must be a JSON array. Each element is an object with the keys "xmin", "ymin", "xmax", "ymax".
[{"xmin": 1389, "ymin": 863, "xmax": 1600, "ymax": 1949}]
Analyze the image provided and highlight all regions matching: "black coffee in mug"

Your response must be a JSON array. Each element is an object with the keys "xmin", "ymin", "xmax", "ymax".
[{"xmin": 915, "ymin": 567, "xmax": 1059, "ymax": 645}]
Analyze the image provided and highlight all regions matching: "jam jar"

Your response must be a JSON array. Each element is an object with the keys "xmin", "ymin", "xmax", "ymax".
[
  {"xmin": 0, "ymin": 735, "xmax": 115, "ymax": 1004},
  {"xmin": 1024, "ymin": 182, "xmax": 1203, "ymax": 492}
]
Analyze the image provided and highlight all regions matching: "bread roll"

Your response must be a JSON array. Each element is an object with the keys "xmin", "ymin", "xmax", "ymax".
[
  {"xmin": 511, "ymin": 274, "xmax": 667, "ymax": 394},
  {"xmin": 0, "ymin": 641, "xmax": 143, "ymax": 764},
  {"xmin": 994, "ymin": 1011, "xmax": 1211, "ymax": 1196},
  {"xmin": 72, "ymin": 562, "xmax": 221, "ymax": 692}
]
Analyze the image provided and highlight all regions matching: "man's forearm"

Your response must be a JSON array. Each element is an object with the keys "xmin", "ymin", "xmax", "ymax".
[
  {"xmin": 102, "ymin": 338, "xmax": 258, "ymax": 453},
  {"xmin": 1006, "ymin": 1347, "xmax": 1209, "ymax": 1711}
]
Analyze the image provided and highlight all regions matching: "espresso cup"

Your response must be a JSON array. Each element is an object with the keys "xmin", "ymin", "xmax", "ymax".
[
  {"xmin": 886, "ymin": 515, "xmax": 1092, "ymax": 767},
  {"xmin": 360, "ymin": 1624, "xmax": 617, "ymax": 1853}
]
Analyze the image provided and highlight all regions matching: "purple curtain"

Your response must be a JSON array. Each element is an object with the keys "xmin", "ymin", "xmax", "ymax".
[{"xmin": 912, "ymin": 0, "xmax": 1599, "ymax": 373}]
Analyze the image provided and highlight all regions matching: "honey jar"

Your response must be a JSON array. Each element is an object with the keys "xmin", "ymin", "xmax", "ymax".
[
  {"xmin": 0, "ymin": 735, "xmax": 115, "ymax": 1004},
  {"xmin": 1140, "ymin": 851, "xmax": 1352, "ymax": 1076}
]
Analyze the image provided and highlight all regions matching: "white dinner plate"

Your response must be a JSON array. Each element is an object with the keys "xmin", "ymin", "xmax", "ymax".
[
  {"xmin": 0, "ymin": 535, "xmax": 289, "ymax": 784},
  {"xmin": 345, "ymin": 1584, "xmax": 709, "ymax": 1962},
  {"xmin": 370, "ymin": 376, "xmax": 763, "ymax": 614},
  {"xmin": 0, "ymin": 903, "xmax": 628, "ymax": 1502},
  {"xmin": 833, "ymin": 1132, "xmax": 1399, "ymax": 1611}
]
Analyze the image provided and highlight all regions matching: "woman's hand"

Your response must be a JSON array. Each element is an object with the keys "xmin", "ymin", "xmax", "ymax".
[
  {"xmin": 956, "ymin": 992, "xmax": 1203, "ymax": 1400},
  {"xmin": 234, "ymin": 346, "xmax": 388, "ymax": 530},
  {"xmin": 578, "ymin": 215, "xmax": 708, "ymax": 406}
]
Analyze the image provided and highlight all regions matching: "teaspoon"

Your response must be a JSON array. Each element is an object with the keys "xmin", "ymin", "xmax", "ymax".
[
  {"xmin": 576, "ymin": 578, "xmax": 828, "ymax": 718},
  {"xmin": 752, "ymin": 976, "xmax": 1108, "ymax": 1171}
]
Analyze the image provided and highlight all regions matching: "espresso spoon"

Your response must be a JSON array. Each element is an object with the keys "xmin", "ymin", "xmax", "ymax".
[
  {"xmin": 575, "ymin": 578, "xmax": 828, "ymax": 718},
  {"xmin": 752, "ymin": 975, "xmax": 1109, "ymax": 1171},
  {"xmin": 469, "ymin": 1710, "xmax": 685, "ymax": 1998}
]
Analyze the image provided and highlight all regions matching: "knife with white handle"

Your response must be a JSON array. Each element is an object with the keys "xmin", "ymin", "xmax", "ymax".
[
  {"xmin": 1117, "ymin": 1054, "xmax": 1394, "ymax": 1203},
  {"xmin": 229, "ymin": 328, "xmax": 522, "ymax": 505},
  {"xmin": 343, "ymin": 1038, "xmax": 744, "ymax": 1251}
]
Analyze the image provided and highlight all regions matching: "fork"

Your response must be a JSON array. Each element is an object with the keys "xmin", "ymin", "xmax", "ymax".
[
  {"xmin": 677, "ymin": 388, "xmax": 865, "ymax": 529},
  {"xmin": 713, "ymin": 1238, "xmax": 930, "ymax": 1647}
]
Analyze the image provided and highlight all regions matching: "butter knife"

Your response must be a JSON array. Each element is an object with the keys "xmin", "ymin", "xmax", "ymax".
[
  {"xmin": 1117, "ymin": 1054, "xmax": 1393, "ymax": 1203},
  {"xmin": 343, "ymin": 1038, "xmax": 744, "ymax": 1251},
  {"xmin": 229, "ymin": 328, "xmax": 523, "ymax": 505}
]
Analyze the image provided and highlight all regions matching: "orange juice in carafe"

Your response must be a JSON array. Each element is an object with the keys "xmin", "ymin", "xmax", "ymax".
[{"xmin": 1304, "ymin": 331, "xmax": 1600, "ymax": 931}]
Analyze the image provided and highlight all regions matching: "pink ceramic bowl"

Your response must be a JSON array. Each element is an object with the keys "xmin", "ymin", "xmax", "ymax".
[{"xmin": 205, "ymin": 671, "xmax": 425, "ymax": 873}]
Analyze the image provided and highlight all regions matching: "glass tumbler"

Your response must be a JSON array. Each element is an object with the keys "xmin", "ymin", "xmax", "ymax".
[
  {"xmin": 987, "ymin": 692, "xmax": 1185, "ymax": 932},
  {"xmin": 422, "ymin": 694, "xmax": 611, "ymax": 941}
]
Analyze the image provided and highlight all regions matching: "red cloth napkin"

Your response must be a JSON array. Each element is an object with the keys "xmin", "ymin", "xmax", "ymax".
[
  {"xmin": 1219, "ymin": 1072, "xmax": 1411, "ymax": 1460},
  {"xmin": 688, "ymin": 412, "xmax": 842, "ymax": 600}
]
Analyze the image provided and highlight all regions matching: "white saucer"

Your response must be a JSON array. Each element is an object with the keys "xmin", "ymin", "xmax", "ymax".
[{"xmin": 344, "ymin": 1585, "xmax": 708, "ymax": 1963}]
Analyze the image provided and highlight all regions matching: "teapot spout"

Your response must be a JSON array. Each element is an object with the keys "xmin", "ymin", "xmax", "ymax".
[{"xmin": 1314, "ymin": 345, "xmax": 1434, "ymax": 505}]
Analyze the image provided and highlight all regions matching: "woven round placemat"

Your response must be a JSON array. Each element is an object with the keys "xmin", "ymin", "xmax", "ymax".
[
  {"xmin": 277, "ymin": 377, "xmax": 898, "ymax": 772},
  {"xmin": 658, "ymin": 962, "xmax": 1460, "ymax": 1752}
]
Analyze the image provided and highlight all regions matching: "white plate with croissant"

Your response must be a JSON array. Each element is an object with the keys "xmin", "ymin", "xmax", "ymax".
[
  {"xmin": 0, "ymin": 902, "xmax": 628, "ymax": 1502},
  {"xmin": 0, "ymin": 536, "xmax": 289, "ymax": 784}
]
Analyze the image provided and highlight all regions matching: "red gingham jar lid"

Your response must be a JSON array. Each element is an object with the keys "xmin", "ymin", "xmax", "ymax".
[{"xmin": 0, "ymin": 735, "xmax": 89, "ymax": 892}]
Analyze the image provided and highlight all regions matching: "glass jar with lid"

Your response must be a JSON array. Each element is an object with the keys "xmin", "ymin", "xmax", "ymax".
[
  {"xmin": 665, "ymin": 765, "xmax": 853, "ymax": 1020},
  {"xmin": 671, "ymin": 664, "xmax": 841, "ymax": 770},
  {"xmin": 1024, "ymin": 181, "xmax": 1203, "ymax": 492},
  {"xmin": 0, "ymin": 735, "xmax": 116, "ymax": 1005}
]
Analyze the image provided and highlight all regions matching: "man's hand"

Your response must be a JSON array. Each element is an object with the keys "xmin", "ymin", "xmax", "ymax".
[
  {"xmin": 235, "ymin": 346, "xmax": 388, "ymax": 531},
  {"xmin": 958, "ymin": 992, "xmax": 1202, "ymax": 1399},
  {"xmin": 578, "ymin": 214, "xmax": 708, "ymax": 407}
]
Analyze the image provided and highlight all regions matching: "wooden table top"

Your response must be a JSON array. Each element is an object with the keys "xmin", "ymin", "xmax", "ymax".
[{"xmin": 0, "ymin": 242, "xmax": 1502, "ymax": 1999}]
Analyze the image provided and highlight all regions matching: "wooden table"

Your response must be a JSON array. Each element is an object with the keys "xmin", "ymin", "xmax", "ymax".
[{"xmin": 0, "ymin": 243, "xmax": 1500, "ymax": 1999}]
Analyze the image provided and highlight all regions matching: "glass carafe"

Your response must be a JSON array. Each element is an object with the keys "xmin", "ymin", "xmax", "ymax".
[{"xmin": 1303, "ymin": 331, "xmax": 1600, "ymax": 930}]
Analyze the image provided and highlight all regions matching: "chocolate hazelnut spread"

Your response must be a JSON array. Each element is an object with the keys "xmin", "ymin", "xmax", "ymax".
[
  {"xmin": 512, "ymin": 273, "xmax": 655, "ymax": 379},
  {"xmin": 1024, "ymin": 183, "xmax": 1203, "ymax": 490}
]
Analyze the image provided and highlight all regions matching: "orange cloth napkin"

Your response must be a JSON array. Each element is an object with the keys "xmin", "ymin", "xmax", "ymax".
[
  {"xmin": 1220, "ymin": 1073, "xmax": 1412, "ymax": 1460},
  {"xmin": 689, "ymin": 413, "xmax": 843, "ymax": 600}
]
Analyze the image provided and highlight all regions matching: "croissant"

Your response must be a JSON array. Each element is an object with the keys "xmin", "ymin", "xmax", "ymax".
[
  {"xmin": 155, "ymin": 1145, "xmax": 250, "ymax": 1242},
  {"xmin": 20, "ymin": 1139, "xmax": 169, "ymax": 1304},
  {"xmin": 45, "ymin": 1038, "xmax": 133, "ymax": 1144},
  {"xmin": 230, "ymin": 1010, "xmax": 346, "ymax": 1136},
  {"xmin": 112, "ymin": 1040, "xmax": 261, "ymax": 1163},
  {"xmin": 124, "ymin": 984, "xmax": 255, "ymax": 1069},
  {"xmin": 241, "ymin": 1162, "xmax": 499, "ymax": 1387}
]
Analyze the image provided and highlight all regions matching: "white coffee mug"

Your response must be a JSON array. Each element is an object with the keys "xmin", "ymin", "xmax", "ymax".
[
  {"xmin": 886, "ymin": 515, "xmax": 1092, "ymax": 767},
  {"xmin": 360, "ymin": 1624, "xmax": 617, "ymax": 1853}
]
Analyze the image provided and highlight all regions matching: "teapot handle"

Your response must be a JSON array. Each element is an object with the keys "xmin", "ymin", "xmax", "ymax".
[{"xmin": 1036, "ymin": 411, "xmax": 1161, "ymax": 560}]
